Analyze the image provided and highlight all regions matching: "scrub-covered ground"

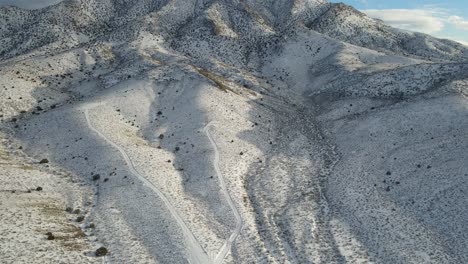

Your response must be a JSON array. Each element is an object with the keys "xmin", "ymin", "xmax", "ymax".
[{"xmin": 1, "ymin": 0, "xmax": 467, "ymax": 263}]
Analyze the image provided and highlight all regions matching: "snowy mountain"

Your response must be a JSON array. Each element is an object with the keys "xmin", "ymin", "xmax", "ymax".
[{"xmin": 0, "ymin": 0, "xmax": 467, "ymax": 263}]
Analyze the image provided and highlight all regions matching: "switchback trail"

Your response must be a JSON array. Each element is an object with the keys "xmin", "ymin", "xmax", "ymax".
[
  {"xmin": 84, "ymin": 104, "xmax": 210, "ymax": 264},
  {"xmin": 204, "ymin": 122, "xmax": 244, "ymax": 264}
]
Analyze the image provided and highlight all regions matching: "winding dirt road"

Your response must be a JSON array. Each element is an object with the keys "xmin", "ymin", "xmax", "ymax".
[
  {"xmin": 84, "ymin": 104, "xmax": 242, "ymax": 263},
  {"xmin": 84, "ymin": 105, "xmax": 210, "ymax": 264},
  {"xmin": 204, "ymin": 122, "xmax": 244, "ymax": 264}
]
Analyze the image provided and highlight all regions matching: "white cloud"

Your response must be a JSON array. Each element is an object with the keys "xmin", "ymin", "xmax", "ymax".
[
  {"xmin": 448, "ymin": 16, "xmax": 468, "ymax": 30},
  {"xmin": 361, "ymin": 9, "xmax": 468, "ymax": 46},
  {"xmin": 455, "ymin": 40, "xmax": 468, "ymax": 46},
  {"xmin": 362, "ymin": 9, "xmax": 445, "ymax": 34}
]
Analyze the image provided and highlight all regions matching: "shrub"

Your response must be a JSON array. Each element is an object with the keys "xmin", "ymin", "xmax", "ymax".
[{"xmin": 95, "ymin": 247, "xmax": 108, "ymax": 257}]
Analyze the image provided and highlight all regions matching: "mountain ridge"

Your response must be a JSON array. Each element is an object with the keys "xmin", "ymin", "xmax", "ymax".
[{"xmin": 1, "ymin": 0, "xmax": 467, "ymax": 62}]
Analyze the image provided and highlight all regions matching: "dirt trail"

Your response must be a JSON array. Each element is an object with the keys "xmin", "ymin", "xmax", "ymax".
[
  {"xmin": 84, "ymin": 104, "xmax": 210, "ymax": 264},
  {"xmin": 204, "ymin": 122, "xmax": 244, "ymax": 264}
]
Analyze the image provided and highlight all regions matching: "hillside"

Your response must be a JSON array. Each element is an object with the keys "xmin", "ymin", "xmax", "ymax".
[{"xmin": 0, "ymin": 0, "xmax": 467, "ymax": 263}]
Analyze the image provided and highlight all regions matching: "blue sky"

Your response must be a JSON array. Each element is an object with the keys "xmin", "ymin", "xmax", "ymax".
[{"xmin": 330, "ymin": 0, "xmax": 468, "ymax": 45}]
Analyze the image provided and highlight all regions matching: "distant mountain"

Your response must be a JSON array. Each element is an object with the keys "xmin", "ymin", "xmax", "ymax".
[
  {"xmin": 308, "ymin": 3, "xmax": 468, "ymax": 61},
  {"xmin": 1, "ymin": 0, "xmax": 467, "ymax": 62}
]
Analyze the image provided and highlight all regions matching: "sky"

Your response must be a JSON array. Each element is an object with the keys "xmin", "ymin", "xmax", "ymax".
[{"xmin": 330, "ymin": 0, "xmax": 468, "ymax": 46}]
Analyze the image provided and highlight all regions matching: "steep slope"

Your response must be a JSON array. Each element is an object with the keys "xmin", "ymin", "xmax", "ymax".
[
  {"xmin": 0, "ymin": 131, "xmax": 99, "ymax": 262},
  {"xmin": 308, "ymin": 3, "xmax": 468, "ymax": 62},
  {"xmin": 1, "ymin": 0, "xmax": 467, "ymax": 263}
]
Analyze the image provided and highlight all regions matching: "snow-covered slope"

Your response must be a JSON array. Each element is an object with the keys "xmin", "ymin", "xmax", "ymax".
[
  {"xmin": 1, "ymin": 0, "xmax": 467, "ymax": 263},
  {"xmin": 308, "ymin": 3, "xmax": 468, "ymax": 62}
]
